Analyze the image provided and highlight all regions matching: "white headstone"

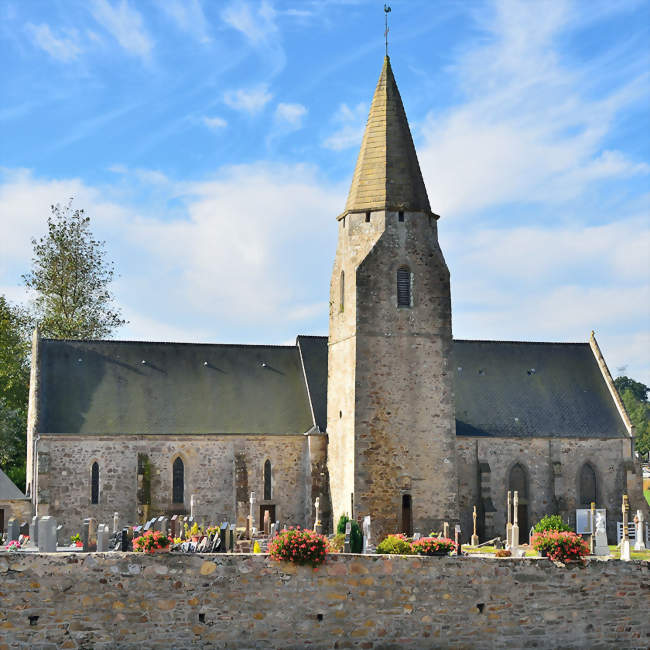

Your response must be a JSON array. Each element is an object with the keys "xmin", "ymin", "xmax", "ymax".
[
  {"xmin": 113, "ymin": 512, "xmax": 119, "ymax": 533},
  {"xmin": 362, "ymin": 515, "xmax": 374, "ymax": 553},
  {"xmin": 633, "ymin": 510, "xmax": 646, "ymax": 551},
  {"xmin": 593, "ymin": 511, "xmax": 610, "ymax": 556},
  {"xmin": 97, "ymin": 524, "xmax": 110, "ymax": 552}
]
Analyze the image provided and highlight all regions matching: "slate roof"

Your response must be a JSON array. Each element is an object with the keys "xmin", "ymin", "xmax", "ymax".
[
  {"xmin": 343, "ymin": 56, "xmax": 432, "ymax": 217},
  {"xmin": 37, "ymin": 336, "xmax": 628, "ymax": 439},
  {"xmin": 0, "ymin": 468, "xmax": 26, "ymax": 500},
  {"xmin": 39, "ymin": 339, "xmax": 313, "ymax": 435}
]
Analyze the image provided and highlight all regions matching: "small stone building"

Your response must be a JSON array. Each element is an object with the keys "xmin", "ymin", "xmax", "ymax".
[
  {"xmin": 0, "ymin": 468, "xmax": 31, "ymax": 533},
  {"xmin": 25, "ymin": 56, "xmax": 647, "ymax": 541}
]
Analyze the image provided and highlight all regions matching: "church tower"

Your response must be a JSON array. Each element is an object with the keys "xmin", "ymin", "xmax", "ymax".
[{"xmin": 327, "ymin": 57, "xmax": 459, "ymax": 539}]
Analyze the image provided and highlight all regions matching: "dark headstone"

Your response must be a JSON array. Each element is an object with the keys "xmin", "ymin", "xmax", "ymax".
[
  {"xmin": 19, "ymin": 521, "xmax": 29, "ymax": 537},
  {"xmin": 229, "ymin": 524, "xmax": 236, "ymax": 552},
  {"xmin": 170, "ymin": 515, "xmax": 178, "ymax": 539},
  {"xmin": 121, "ymin": 528, "xmax": 129, "ymax": 552},
  {"xmin": 219, "ymin": 522, "xmax": 228, "ymax": 553},
  {"xmin": 7, "ymin": 518, "xmax": 19, "ymax": 542}
]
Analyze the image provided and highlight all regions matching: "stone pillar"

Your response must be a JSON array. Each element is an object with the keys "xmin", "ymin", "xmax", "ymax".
[
  {"xmin": 633, "ymin": 510, "xmax": 646, "ymax": 551},
  {"xmin": 511, "ymin": 491, "xmax": 519, "ymax": 551},
  {"xmin": 620, "ymin": 495, "xmax": 631, "ymax": 561},
  {"xmin": 506, "ymin": 491, "xmax": 512, "ymax": 549}
]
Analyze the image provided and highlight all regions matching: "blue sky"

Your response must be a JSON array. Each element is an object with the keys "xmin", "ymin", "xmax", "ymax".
[{"xmin": 1, "ymin": 0, "xmax": 649, "ymax": 382}]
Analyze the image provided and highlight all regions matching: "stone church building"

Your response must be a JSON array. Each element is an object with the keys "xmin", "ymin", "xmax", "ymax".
[{"xmin": 25, "ymin": 57, "xmax": 647, "ymax": 541}]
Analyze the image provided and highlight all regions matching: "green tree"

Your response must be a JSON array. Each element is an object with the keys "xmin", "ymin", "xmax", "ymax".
[
  {"xmin": 0, "ymin": 295, "xmax": 31, "ymax": 489},
  {"xmin": 614, "ymin": 376, "xmax": 650, "ymax": 456},
  {"xmin": 22, "ymin": 200, "xmax": 126, "ymax": 339}
]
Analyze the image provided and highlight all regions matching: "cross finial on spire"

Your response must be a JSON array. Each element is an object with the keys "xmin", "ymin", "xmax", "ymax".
[{"xmin": 384, "ymin": 4, "xmax": 391, "ymax": 57}]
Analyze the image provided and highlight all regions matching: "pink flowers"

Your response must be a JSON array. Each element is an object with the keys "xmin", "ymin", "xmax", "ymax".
[
  {"xmin": 411, "ymin": 536, "xmax": 457, "ymax": 556},
  {"xmin": 269, "ymin": 528, "xmax": 328, "ymax": 567},
  {"xmin": 133, "ymin": 530, "xmax": 172, "ymax": 553},
  {"xmin": 531, "ymin": 531, "xmax": 590, "ymax": 563}
]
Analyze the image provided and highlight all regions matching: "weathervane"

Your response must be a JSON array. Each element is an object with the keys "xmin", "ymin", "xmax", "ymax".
[{"xmin": 384, "ymin": 4, "xmax": 391, "ymax": 57}]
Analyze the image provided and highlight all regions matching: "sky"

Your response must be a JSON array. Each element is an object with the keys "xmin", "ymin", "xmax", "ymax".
[{"xmin": 1, "ymin": 0, "xmax": 649, "ymax": 383}]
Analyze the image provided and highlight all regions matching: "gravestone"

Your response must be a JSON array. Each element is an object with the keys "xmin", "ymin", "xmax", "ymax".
[
  {"xmin": 219, "ymin": 522, "xmax": 228, "ymax": 553},
  {"xmin": 196, "ymin": 536, "xmax": 208, "ymax": 553},
  {"xmin": 511, "ymin": 491, "xmax": 520, "ymax": 551},
  {"xmin": 121, "ymin": 528, "xmax": 129, "ymax": 552},
  {"xmin": 229, "ymin": 524, "xmax": 236, "ymax": 552},
  {"xmin": 170, "ymin": 515, "xmax": 178, "ymax": 539},
  {"xmin": 56, "ymin": 525, "xmax": 64, "ymax": 547},
  {"xmin": 471, "ymin": 506, "xmax": 479, "ymax": 546},
  {"xmin": 362, "ymin": 516, "xmax": 374, "ymax": 554},
  {"xmin": 270, "ymin": 523, "xmax": 276, "ymax": 538},
  {"xmin": 113, "ymin": 512, "xmax": 119, "ymax": 534},
  {"xmin": 7, "ymin": 518, "xmax": 19, "ymax": 542},
  {"xmin": 20, "ymin": 521, "xmax": 29, "ymax": 537},
  {"xmin": 633, "ymin": 510, "xmax": 646, "ymax": 551},
  {"xmin": 344, "ymin": 521, "xmax": 351, "ymax": 553},
  {"xmin": 275, "ymin": 520, "xmax": 280, "ymax": 534},
  {"xmin": 210, "ymin": 533, "xmax": 221, "ymax": 553},
  {"xmin": 143, "ymin": 518, "xmax": 154, "ymax": 532},
  {"xmin": 620, "ymin": 495, "xmax": 631, "ymax": 561},
  {"xmin": 97, "ymin": 524, "xmax": 110, "ymax": 552},
  {"xmin": 593, "ymin": 511, "xmax": 610, "ymax": 556},
  {"xmin": 442, "ymin": 521, "xmax": 449, "ymax": 539},
  {"xmin": 155, "ymin": 516, "xmax": 164, "ymax": 532},
  {"xmin": 190, "ymin": 494, "xmax": 196, "ymax": 518},
  {"xmin": 263, "ymin": 510, "xmax": 271, "ymax": 536},
  {"xmin": 37, "ymin": 517, "xmax": 57, "ymax": 552},
  {"xmin": 412, "ymin": 533, "xmax": 421, "ymax": 541},
  {"xmin": 160, "ymin": 517, "xmax": 169, "ymax": 536},
  {"xmin": 314, "ymin": 497, "xmax": 322, "ymax": 534},
  {"xmin": 82, "ymin": 518, "xmax": 98, "ymax": 551},
  {"xmin": 454, "ymin": 524, "xmax": 462, "ymax": 556},
  {"xmin": 30, "ymin": 516, "xmax": 40, "ymax": 545},
  {"xmin": 506, "ymin": 490, "xmax": 513, "ymax": 549}
]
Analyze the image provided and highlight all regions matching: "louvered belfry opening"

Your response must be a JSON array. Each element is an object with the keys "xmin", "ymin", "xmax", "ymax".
[
  {"xmin": 397, "ymin": 267, "xmax": 411, "ymax": 307},
  {"xmin": 172, "ymin": 457, "xmax": 184, "ymax": 504},
  {"xmin": 91, "ymin": 462, "xmax": 99, "ymax": 504}
]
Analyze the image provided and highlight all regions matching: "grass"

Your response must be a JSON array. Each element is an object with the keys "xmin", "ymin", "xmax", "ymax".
[
  {"xmin": 463, "ymin": 545, "xmax": 537, "ymax": 558},
  {"xmin": 464, "ymin": 543, "xmax": 650, "ymax": 561},
  {"xmin": 644, "ymin": 489, "xmax": 650, "ymax": 507}
]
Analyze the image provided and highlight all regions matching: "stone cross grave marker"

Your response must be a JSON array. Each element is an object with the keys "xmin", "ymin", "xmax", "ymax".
[
  {"xmin": 621, "ymin": 494, "xmax": 631, "ymax": 561},
  {"xmin": 314, "ymin": 497, "xmax": 322, "ymax": 534},
  {"xmin": 37, "ymin": 517, "xmax": 57, "ymax": 552},
  {"xmin": 633, "ymin": 510, "xmax": 646, "ymax": 551},
  {"xmin": 443, "ymin": 521, "xmax": 449, "ymax": 539},
  {"xmin": 471, "ymin": 505, "xmax": 479, "ymax": 546},
  {"xmin": 7, "ymin": 518, "xmax": 19, "ymax": 542},
  {"xmin": 344, "ymin": 521, "xmax": 351, "ymax": 553},
  {"xmin": 248, "ymin": 492, "xmax": 256, "ymax": 540},
  {"xmin": 511, "ymin": 491, "xmax": 520, "ymax": 550},
  {"xmin": 190, "ymin": 494, "xmax": 196, "ymax": 518},
  {"xmin": 455, "ymin": 524, "xmax": 462, "ymax": 555}
]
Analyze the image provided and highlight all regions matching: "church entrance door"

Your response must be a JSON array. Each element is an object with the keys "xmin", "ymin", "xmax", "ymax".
[{"xmin": 259, "ymin": 504, "xmax": 275, "ymax": 530}]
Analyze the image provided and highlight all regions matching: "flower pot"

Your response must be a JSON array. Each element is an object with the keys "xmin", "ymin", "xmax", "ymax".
[{"xmin": 75, "ymin": 541, "xmax": 83, "ymax": 548}]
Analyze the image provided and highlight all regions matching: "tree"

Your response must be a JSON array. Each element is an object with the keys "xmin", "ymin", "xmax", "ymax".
[
  {"xmin": 614, "ymin": 376, "xmax": 650, "ymax": 456},
  {"xmin": 0, "ymin": 295, "xmax": 31, "ymax": 488},
  {"xmin": 22, "ymin": 200, "xmax": 126, "ymax": 339}
]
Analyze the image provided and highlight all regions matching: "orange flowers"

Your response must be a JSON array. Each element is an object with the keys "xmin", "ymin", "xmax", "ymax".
[{"xmin": 268, "ymin": 528, "xmax": 328, "ymax": 567}]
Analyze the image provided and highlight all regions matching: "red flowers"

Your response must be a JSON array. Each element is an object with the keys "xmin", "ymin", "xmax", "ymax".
[
  {"xmin": 268, "ymin": 528, "xmax": 328, "ymax": 567},
  {"xmin": 411, "ymin": 536, "xmax": 457, "ymax": 555},
  {"xmin": 531, "ymin": 531, "xmax": 590, "ymax": 563},
  {"xmin": 133, "ymin": 530, "xmax": 172, "ymax": 553}
]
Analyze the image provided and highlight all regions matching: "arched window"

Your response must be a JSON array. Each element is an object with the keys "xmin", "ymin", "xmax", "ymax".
[
  {"xmin": 172, "ymin": 457, "xmax": 184, "ymax": 504},
  {"xmin": 508, "ymin": 463, "xmax": 529, "ymax": 534},
  {"xmin": 579, "ymin": 463, "xmax": 597, "ymax": 505},
  {"xmin": 397, "ymin": 267, "xmax": 411, "ymax": 307},
  {"xmin": 340, "ymin": 270, "xmax": 345, "ymax": 312},
  {"xmin": 91, "ymin": 462, "xmax": 99, "ymax": 504},
  {"xmin": 264, "ymin": 460, "xmax": 272, "ymax": 500}
]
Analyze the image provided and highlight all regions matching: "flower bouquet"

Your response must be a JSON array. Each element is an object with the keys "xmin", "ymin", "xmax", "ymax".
[
  {"xmin": 268, "ymin": 527, "xmax": 328, "ymax": 567},
  {"xmin": 531, "ymin": 530, "xmax": 589, "ymax": 564},
  {"xmin": 411, "ymin": 536, "xmax": 456, "ymax": 556},
  {"xmin": 133, "ymin": 530, "xmax": 172, "ymax": 553},
  {"xmin": 70, "ymin": 533, "xmax": 83, "ymax": 548},
  {"xmin": 5, "ymin": 540, "xmax": 21, "ymax": 552}
]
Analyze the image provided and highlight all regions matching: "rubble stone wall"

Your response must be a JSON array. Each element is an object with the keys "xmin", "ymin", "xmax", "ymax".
[{"xmin": 0, "ymin": 553, "xmax": 647, "ymax": 648}]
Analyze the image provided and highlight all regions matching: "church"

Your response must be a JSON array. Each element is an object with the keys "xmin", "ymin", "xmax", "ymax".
[{"xmin": 25, "ymin": 57, "xmax": 647, "ymax": 542}]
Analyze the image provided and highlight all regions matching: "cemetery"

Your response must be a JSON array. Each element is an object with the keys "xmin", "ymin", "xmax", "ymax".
[{"xmin": 1, "ymin": 491, "xmax": 649, "ymax": 647}]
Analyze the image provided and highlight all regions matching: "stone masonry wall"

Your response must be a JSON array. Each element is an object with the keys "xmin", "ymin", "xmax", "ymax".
[
  {"xmin": 0, "ymin": 553, "xmax": 647, "ymax": 648},
  {"xmin": 35, "ymin": 435, "xmax": 314, "ymax": 537}
]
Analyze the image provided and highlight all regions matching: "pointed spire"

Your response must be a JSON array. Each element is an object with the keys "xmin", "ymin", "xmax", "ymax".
[{"xmin": 342, "ymin": 56, "xmax": 431, "ymax": 217}]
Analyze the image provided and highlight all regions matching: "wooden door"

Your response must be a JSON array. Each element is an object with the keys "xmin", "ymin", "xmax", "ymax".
[{"xmin": 259, "ymin": 505, "xmax": 276, "ymax": 530}]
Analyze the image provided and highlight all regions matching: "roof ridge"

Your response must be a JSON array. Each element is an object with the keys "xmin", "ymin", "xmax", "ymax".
[
  {"xmin": 453, "ymin": 339, "xmax": 588, "ymax": 346},
  {"xmin": 41, "ymin": 338, "xmax": 298, "ymax": 349}
]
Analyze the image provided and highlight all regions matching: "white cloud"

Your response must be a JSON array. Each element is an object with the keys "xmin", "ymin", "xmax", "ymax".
[
  {"xmin": 274, "ymin": 103, "xmax": 307, "ymax": 129},
  {"xmin": 417, "ymin": 0, "xmax": 649, "ymax": 217},
  {"xmin": 90, "ymin": 0, "xmax": 153, "ymax": 60},
  {"xmin": 26, "ymin": 23, "xmax": 82, "ymax": 62},
  {"xmin": 158, "ymin": 0, "xmax": 211, "ymax": 44},
  {"xmin": 203, "ymin": 116, "xmax": 228, "ymax": 130},
  {"xmin": 224, "ymin": 84, "xmax": 272, "ymax": 115},
  {"xmin": 323, "ymin": 102, "xmax": 367, "ymax": 151},
  {"xmin": 221, "ymin": 0, "xmax": 285, "ymax": 73}
]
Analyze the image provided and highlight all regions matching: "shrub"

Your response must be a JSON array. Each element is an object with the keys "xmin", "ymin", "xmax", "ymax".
[
  {"xmin": 376, "ymin": 533, "xmax": 414, "ymax": 555},
  {"xmin": 133, "ymin": 530, "xmax": 172, "ymax": 553},
  {"xmin": 335, "ymin": 514, "xmax": 362, "ymax": 553},
  {"xmin": 412, "ymin": 536, "xmax": 456, "ymax": 555},
  {"xmin": 531, "ymin": 531, "xmax": 589, "ymax": 563},
  {"xmin": 328, "ymin": 533, "xmax": 345, "ymax": 553},
  {"xmin": 533, "ymin": 515, "xmax": 572, "ymax": 534},
  {"xmin": 268, "ymin": 527, "xmax": 328, "ymax": 567}
]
